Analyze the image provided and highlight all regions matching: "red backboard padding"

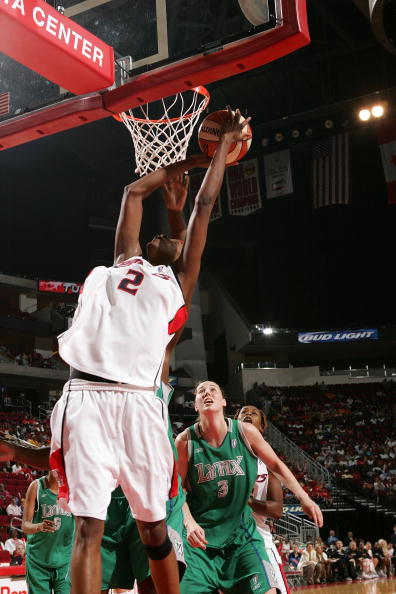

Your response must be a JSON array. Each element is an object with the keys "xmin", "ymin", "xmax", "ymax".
[{"xmin": 0, "ymin": 0, "xmax": 114, "ymax": 94}]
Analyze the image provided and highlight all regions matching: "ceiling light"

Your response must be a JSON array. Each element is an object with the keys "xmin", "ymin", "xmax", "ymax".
[
  {"xmin": 359, "ymin": 109, "xmax": 371, "ymax": 121},
  {"xmin": 371, "ymin": 104, "xmax": 385, "ymax": 118}
]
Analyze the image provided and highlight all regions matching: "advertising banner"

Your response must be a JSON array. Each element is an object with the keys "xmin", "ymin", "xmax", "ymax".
[
  {"xmin": 226, "ymin": 158, "xmax": 261, "ymax": 216},
  {"xmin": 264, "ymin": 149, "xmax": 293, "ymax": 198},
  {"xmin": 298, "ymin": 329, "xmax": 378, "ymax": 344},
  {"xmin": 38, "ymin": 280, "xmax": 82, "ymax": 294},
  {"xmin": 0, "ymin": 0, "xmax": 114, "ymax": 93}
]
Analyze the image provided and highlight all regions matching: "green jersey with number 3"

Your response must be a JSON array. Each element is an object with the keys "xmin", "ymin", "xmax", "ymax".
[
  {"xmin": 26, "ymin": 476, "xmax": 75, "ymax": 568},
  {"xmin": 186, "ymin": 418, "xmax": 258, "ymax": 548}
]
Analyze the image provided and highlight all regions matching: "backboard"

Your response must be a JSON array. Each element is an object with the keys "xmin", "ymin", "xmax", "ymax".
[{"xmin": 0, "ymin": 0, "xmax": 309, "ymax": 150}]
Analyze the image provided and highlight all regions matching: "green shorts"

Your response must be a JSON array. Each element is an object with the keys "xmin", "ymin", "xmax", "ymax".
[
  {"xmin": 101, "ymin": 486, "xmax": 186, "ymax": 590},
  {"xmin": 26, "ymin": 556, "xmax": 70, "ymax": 594},
  {"xmin": 180, "ymin": 526, "xmax": 277, "ymax": 594}
]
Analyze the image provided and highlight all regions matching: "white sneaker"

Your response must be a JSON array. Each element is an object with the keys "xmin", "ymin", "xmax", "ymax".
[
  {"xmin": 346, "ymin": 577, "xmax": 352, "ymax": 581},
  {"xmin": 370, "ymin": 573, "xmax": 379, "ymax": 579},
  {"xmin": 361, "ymin": 573, "xmax": 370, "ymax": 579}
]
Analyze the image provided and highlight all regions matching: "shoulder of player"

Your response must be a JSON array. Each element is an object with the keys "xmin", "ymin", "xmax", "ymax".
[
  {"xmin": 175, "ymin": 429, "xmax": 189, "ymax": 444},
  {"xmin": 237, "ymin": 419, "xmax": 261, "ymax": 441},
  {"xmin": 24, "ymin": 479, "xmax": 39, "ymax": 501}
]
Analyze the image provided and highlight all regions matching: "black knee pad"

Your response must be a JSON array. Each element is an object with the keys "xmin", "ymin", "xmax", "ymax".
[{"xmin": 145, "ymin": 535, "xmax": 173, "ymax": 561}]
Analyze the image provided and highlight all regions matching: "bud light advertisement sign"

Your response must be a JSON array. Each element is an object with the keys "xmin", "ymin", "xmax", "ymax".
[{"xmin": 298, "ymin": 329, "xmax": 378, "ymax": 344}]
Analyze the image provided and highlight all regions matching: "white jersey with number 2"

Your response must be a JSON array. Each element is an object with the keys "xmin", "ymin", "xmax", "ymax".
[{"xmin": 58, "ymin": 256, "xmax": 187, "ymax": 387}]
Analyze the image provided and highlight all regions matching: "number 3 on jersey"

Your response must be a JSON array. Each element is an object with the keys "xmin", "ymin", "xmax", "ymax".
[
  {"xmin": 217, "ymin": 480, "xmax": 228, "ymax": 498},
  {"xmin": 117, "ymin": 269, "xmax": 144, "ymax": 296}
]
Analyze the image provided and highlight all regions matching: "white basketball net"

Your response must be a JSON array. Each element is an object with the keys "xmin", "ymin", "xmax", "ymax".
[{"xmin": 118, "ymin": 86, "xmax": 210, "ymax": 176}]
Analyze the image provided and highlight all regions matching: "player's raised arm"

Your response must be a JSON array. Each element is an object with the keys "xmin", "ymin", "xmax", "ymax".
[
  {"xmin": 178, "ymin": 108, "xmax": 251, "ymax": 303},
  {"xmin": 241, "ymin": 422, "xmax": 323, "ymax": 527},
  {"xmin": 114, "ymin": 157, "xmax": 208, "ymax": 265}
]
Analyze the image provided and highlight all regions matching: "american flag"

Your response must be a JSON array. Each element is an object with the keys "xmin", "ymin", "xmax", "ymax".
[
  {"xmin": 312, "ymin": 132, "xmax": 350, "ymax": 209},
  {"xmin": 0, "ymin": 92, "xmax": 9, "ymax": 116}
]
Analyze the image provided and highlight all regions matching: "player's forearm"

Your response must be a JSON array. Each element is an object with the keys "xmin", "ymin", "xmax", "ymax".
[
  {"xmin": 248, "ymin": 497, "xmax": 283, "ymax": 520},
  {"xmin": 195, "ymin": 136, "xmax": 232, "ymax": 207},
  {"xmin": 168, "ymin": 210, "xmax": 186, "ymax": 241},
  {"xmin": 127, "ymin": 157, "xmax": 197, "ymax": 199},
  {"xmin": 22, "ymin": 521, "xmax": 42, "ymax": 534},
  {"xmin": 182, "ymin": 501, "xmax": 196, "ymax": 528}
]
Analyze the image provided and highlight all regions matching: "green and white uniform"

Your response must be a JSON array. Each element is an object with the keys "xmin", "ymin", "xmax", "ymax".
[
  {"xmin": 26, "ymin": 477, "xmax": 74, "ymax": 594},
  {"xmin": 180, "ymin": 418, "xmax": 277, "ymax": 594},
  {"xmin": 101, "ymin": 382, "xmax": 185, "ymax": 590}
]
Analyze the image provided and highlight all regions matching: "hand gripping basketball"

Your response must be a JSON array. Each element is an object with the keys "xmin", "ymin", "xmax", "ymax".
[{"xmin": 198, "ymin": 106, "xmax": 252, "ymax": 165}]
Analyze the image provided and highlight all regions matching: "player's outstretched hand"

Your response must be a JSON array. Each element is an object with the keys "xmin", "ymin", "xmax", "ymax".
[
  {"xmin": 299, "ymin": 495, "xmax": 323, "ymax": 527},
  {"xmin": 0, "ymin": 439, "xmax": 15, "ymax": 462},
  {"xmin": 161, "ymin": 174, "xmax": 190, "ymax": 212},
  {"xmin": 185, "ymin": 518, "xmax": 208, "ymax": 549},
  {"xmin": 39, "ymin": 520, "xmax": 56, "ymax": 533},
  {"xmin": 219, "ymin": 106, "xmax": 251, "ymax": 143}
]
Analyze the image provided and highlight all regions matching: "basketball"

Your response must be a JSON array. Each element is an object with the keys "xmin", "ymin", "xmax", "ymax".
[{"xmin": 197, "ymin": 110, "xmax": 252, "ymax": 165}]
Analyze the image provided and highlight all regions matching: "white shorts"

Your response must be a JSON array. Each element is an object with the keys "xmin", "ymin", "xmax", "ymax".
[
  {"xmin": 50, "ymin": 380, "xmax": 175, "ymax": 522},
  {"xmin": 265, "ymin": 547, "xmax": 289, "ymax": 594},
  {"xmin": 257, "ymin": 527, "xmax": 289, "ymax": 594}
]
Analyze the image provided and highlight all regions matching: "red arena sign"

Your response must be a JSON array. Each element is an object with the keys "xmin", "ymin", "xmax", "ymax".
[
  {"xmin": 38, "ymin": 280, "xmax": 82, "ymax": 294},
  {"xmin": 0, "ymin": 0, "xmax": 114, "ymax": 94}
]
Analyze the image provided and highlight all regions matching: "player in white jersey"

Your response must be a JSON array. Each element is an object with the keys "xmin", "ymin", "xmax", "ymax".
[
  {"xmin": 49, "ymin": 108, "xmax": 251, "ymax": 594},
  {"xmin": 236, "ymin": 405, "xmax": 291, "ymax": 594}
]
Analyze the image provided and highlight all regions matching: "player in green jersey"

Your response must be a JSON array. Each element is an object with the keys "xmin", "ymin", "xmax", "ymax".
[
  {"xmin": 176, "ymin": 381, "xmax": 323, "ymax": 594},
  {"xmin": 22, "ymin": 471, "xmax": 75, "ymax": 594}
]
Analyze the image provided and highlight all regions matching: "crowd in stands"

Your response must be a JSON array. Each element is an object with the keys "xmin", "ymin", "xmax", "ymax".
[
  {"xmin": 53, "ymin": 302, "xmax": 77, "ymax": 318},
  {"xmin": 0, "ymin": 379, "xmax": 394, "ymax": 583},
  {"xmin": 277, "ymin": 529, "xmax": 395, "ymax": 584},
  {"xmin": 246, "ymin": 380, "xmax": 396, "ymax": 507},
  {"xmin": 0, "ymin": 343, "xmax": 67, "ymax": 371}
]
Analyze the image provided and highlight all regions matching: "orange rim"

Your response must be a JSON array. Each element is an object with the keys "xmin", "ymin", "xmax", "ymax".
[{"xmin": 113, "ymin": 86, "xmax": 210, "ymax": 123}]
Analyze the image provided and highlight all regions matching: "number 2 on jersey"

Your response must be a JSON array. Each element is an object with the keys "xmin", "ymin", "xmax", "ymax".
[{"xmin": 117, "ymin": 268, "xmax": 144, "ymax": 296}]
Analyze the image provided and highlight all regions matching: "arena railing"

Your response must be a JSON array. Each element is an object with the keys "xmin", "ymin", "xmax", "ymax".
[{"xmin": 266, "ymin": 421, "xmax": 331, "ymax": 485}]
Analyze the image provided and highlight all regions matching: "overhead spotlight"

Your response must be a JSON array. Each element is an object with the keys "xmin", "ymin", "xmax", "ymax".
[
  {"xmin": 292, "ymin": 129, "xmax": 300, "ymax": 139},
  {"xmin": 324, "ymin": 119, "xmax": 334, "ymax": 129},
  {"xmin": 275, "ymin": 132, "xmax": 284, "ymax": 142},
  {"xmin": 305, "ymin": 128, "xmax": 313, "ymax": 137},
  {"xmin": 261, "ymin": 137, "xmax": 269, "ymax": 147},
  {"xmin": 359, "ymin": 109, "xmax": 371, "ymax": 121},
  {"xmin": 263, "ymin": 327, "xmax": 273, "ymax": 335},
  {"xmin": 371, "ymin": 104, "xmax": 385, "ymax": 118}
]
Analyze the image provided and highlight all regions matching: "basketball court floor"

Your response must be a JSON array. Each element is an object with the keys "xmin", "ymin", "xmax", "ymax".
[{"xmin": 293, "ymin": 577, "xmax": 396, "ymax": 593}]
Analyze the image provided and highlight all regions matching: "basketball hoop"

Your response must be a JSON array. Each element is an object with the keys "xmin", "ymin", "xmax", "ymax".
[{"xmin": 114, "ymin": 86, "xmax": 210, "ymax": 176}]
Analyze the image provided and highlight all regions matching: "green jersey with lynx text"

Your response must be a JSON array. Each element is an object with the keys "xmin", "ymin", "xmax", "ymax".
[
  {"xmin": 186, "ymin": 418, "xmax": 258, "ymax": 548},
  {"xmin": 26, "ymin": 476, "xmax": 75, "ymax": 568}
]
